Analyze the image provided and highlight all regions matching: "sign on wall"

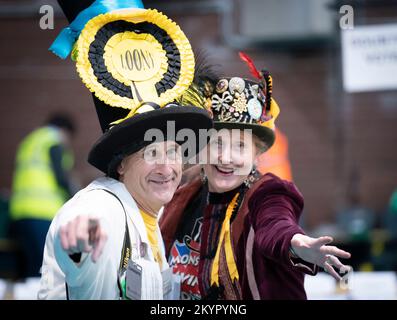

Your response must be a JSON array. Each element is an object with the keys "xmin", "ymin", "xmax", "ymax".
[{"xmin": 342, "ymin": 23, "xmax": 397, "ymax": 93}]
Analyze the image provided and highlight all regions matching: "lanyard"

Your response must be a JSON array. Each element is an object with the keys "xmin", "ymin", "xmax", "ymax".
[{"xmin": 100, "ymin": 189, "xmax": 131, "ymax": 299}]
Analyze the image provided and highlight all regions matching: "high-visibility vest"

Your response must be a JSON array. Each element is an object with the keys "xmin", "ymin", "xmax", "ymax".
[{"xmin": 10, "ymin": 126, "xmax": 73, "ymax": 221}]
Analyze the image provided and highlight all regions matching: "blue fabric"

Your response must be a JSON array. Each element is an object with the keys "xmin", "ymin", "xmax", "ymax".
[{"xmin": 49, "ymin": 0, "xmax": 144, "ymax": 59}]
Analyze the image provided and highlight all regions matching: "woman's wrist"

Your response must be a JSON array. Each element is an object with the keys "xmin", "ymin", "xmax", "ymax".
[{"xmin": 290, "ymin": 233, "xmax": 306, "ymax": 259}]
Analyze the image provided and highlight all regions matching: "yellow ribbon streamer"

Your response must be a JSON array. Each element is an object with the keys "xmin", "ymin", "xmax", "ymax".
[{"xmin": 210, "ymin": 193, "xmax": 240, "ymax": 286}]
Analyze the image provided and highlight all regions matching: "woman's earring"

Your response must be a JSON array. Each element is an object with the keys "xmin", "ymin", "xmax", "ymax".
[{"xmin": 244, "ymin": 166, "xmax": 258, "ymax": 188}]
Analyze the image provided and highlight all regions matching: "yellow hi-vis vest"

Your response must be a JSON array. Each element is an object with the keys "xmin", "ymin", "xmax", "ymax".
[{"xmin": 10, "ymin": 126, "xmax": 73, "ymax": 221}]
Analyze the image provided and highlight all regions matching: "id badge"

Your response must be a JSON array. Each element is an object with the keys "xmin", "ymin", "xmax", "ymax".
[
  {"xmin": 162, "ymin": 268, "xmax": 181, "ymax": 300},
  {"xmin": 162, "ymin": 268, "xmax": 173, "ymax": 299},
  {"xmin": 126, "ymin": 258, "xmax": 163, "ymax": 299},
  {"xmin": 126, "ymin": 260, "xmax": 142, "ymax": 300}
]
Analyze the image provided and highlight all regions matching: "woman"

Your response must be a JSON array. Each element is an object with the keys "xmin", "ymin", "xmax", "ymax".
[
  {"xmin": 38, "ymin": 0, "xmax": 212, "ymax": 299},
  {"xmin": 160, "ymin": 54, "xmax": 351, "ymax": 300}
]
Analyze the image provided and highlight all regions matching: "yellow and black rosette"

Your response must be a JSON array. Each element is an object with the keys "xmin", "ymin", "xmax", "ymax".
[{"xmin": 75, "ymin": 8, "xmax": 195, "ymax": 117}]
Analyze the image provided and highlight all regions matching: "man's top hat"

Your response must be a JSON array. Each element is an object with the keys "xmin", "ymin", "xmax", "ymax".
[{"xmin": 51, "ymin": 0, "xmax": 213, "ymax": 174}]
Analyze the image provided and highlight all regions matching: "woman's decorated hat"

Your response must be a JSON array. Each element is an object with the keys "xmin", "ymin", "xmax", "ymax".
[
  {"xmin": 51, "ymin": 0, "xmax": 213, "ymax": 174},
  {"xmin": 206, "ymin": 52, "xmax": 280, "ymax": 149}
]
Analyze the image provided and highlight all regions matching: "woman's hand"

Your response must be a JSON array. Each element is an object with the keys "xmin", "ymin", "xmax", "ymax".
[
  {"xmin": 59, "ymin": 216, "xmax": 107, "ymax": 263},
  {"xmin": 290, "ymin": 233, "xmax": 351, "ymax": 280}
]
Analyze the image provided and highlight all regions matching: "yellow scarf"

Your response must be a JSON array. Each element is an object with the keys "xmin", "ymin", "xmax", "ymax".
[
  {"xmin": 210, "ymin": 193, "xmax": 240, "ymax": 286},
  {"xmin": 140, "ymin": 209, "xmax": 162, "ymax": 268}
]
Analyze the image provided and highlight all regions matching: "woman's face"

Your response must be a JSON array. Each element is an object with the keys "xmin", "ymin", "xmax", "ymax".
[
  {"xmin": 203, "ymin": 129, "xmax": 261, "ymax": 193},
  {"xmin": 118, "ymin": 141, "xmax": 182, "ymax": 214}
]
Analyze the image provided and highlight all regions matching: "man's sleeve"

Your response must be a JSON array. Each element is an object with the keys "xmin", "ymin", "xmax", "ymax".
[{"xmin": 53, "ymin": 191, "xmax": 118, "ymax": 289}]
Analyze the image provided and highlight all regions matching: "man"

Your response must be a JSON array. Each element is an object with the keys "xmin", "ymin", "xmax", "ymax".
[
  {"xmin": 9, "ymin": 113, "xmax": 76, "ymax": 278},
  {"xmin": 38, "ymin": 0, "xmax": 213, "ymax": 299}
]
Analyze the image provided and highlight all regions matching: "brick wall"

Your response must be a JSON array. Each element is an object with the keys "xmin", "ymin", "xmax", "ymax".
[{"xmin": 0, "ymin": 8, "xmax": 396, "ymax": 230}]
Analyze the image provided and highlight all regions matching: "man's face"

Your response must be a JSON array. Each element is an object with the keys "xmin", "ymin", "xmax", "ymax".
[
  {"xmin": 203, "ymin": 129, "xmax": 259, "ymax": 193},
  {"xmin": 118, "ymin": 141, "xmax": 182, "ymax": 212}
]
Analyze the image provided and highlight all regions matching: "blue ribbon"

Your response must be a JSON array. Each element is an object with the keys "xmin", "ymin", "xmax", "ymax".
[{"xmin": 49, "ymin": 0, "xmax": 144, "ymax": 59}]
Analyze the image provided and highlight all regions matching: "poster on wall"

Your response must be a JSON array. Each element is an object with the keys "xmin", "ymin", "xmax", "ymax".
[{"xmin": 342, "ymin": 23, "xmax": 397, "ymax": 93}]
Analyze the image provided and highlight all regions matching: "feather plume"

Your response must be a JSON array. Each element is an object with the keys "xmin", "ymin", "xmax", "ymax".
[{"xmin": 238, "ymin": 52, "xmax": 261, "ymax": 80}]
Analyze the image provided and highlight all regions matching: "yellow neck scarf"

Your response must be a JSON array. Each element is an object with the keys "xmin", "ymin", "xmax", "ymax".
[{"xmin": 140, "ymin": 209, "xmax": 162, "ymax": 268}]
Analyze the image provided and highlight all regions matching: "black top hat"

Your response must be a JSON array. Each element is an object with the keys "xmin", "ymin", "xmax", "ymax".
[
  {"xmin": 57, "ymin": 0, "xmax": 95, "ymax": 23},
  {"xmin": 53, "ymin": 1, "xmax": 213, "ymax": 174},
  {"xmin": 88, "ymin": 105, "xmax": 212, "ymax": 173}
]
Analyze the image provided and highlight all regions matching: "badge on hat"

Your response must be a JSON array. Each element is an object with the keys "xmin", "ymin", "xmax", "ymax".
[{"xmin": 75, "ymin": 9, "xmax": 195, "ymax": 120}]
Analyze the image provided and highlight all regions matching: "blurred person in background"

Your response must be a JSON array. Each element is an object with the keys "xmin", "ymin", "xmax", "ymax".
[
  {"xmin": 385, "ymin": 188, "xmax": 397, "ymax": 239},
  {"xmin": 9, "ymin": 113, "xmax": 76, "ymax": 278},
  {"xmin": 388, "ymin": 189, "xmax": 397, "ymax": 216}
]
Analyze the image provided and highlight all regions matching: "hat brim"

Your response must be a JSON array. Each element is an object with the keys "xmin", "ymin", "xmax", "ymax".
[
  {"xmin": 214, "ymin": 121, "xmax": 275, "ymax": 149},
  {"xmin": 88, "ymin": 106, "xmax": 213, "ymax": 173}
]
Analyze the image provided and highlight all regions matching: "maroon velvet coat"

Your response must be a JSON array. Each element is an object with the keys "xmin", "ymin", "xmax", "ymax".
[{"xmin": 160, "ymin": 173, "xmax": 317, "ymax": 300}]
